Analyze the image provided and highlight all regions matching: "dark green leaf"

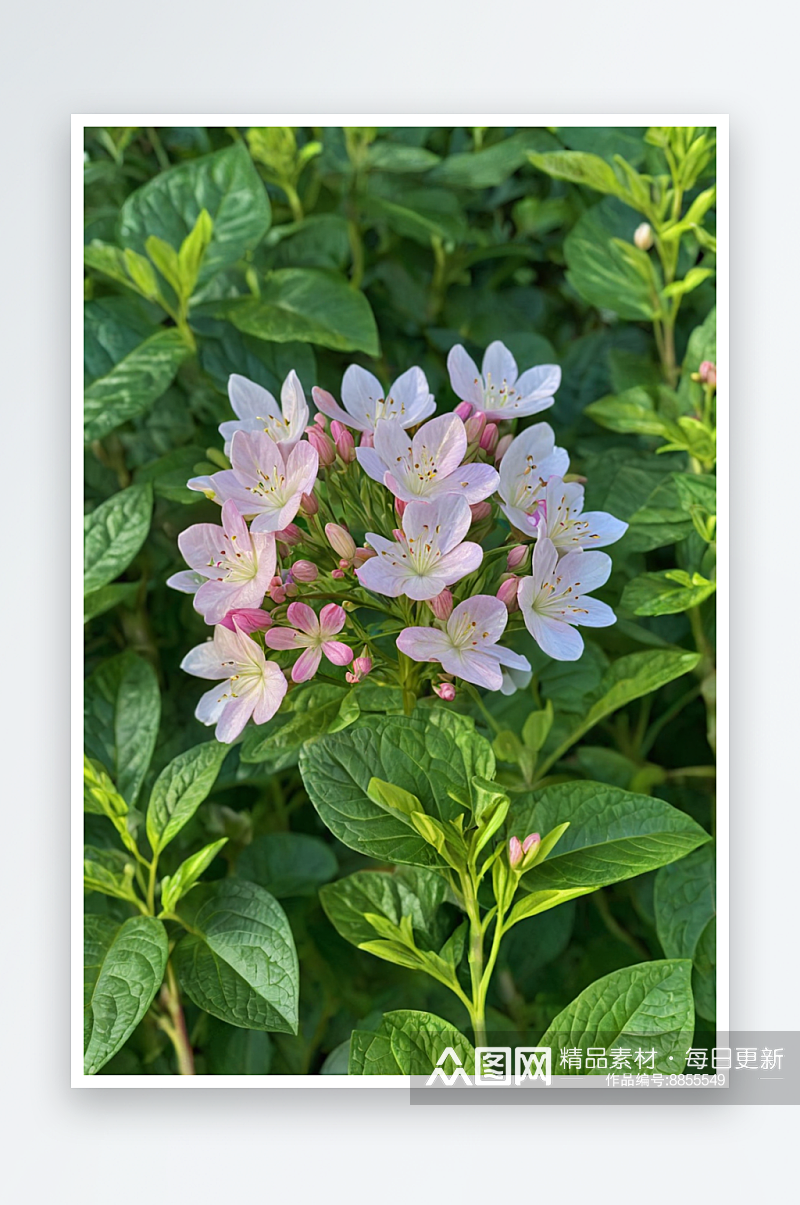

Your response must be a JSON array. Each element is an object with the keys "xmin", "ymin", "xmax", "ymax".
[
  {"xmin": 83, "ymin": 483, "xmax": 153, "ymax": 594},
  {"xmin": 84, "ymin": 651, "xmax": 160, "ymax": 806},
  {"xmin": 565, "ymin": 200, "xmax": 657, "ymax": 319},
  {"xmin": 349, "ymin": 1010, "xmax": 474, "ymax": 1075},
  {"xmin": 173, "ymin": 880, "xmax": 298, "ymax": 1033},
  {"xmin": 146, "ymin": 741, "xmax": 228, "ymax": 854},
  {"xmin": 654, "ymin": 845, "xmax": 715, "ymax": 1021},
  {"xmin": 236, "ymin": 833, "xmax": 338, "ymax": 898},
  {"xmin": 320, "ymin": 867, "xmax": 451, "ymax": 952},
  {"xmin": 84, "ymin": 916, "xmax": 168, "ymax": 1074},
  {"xmin": 84, "ymin": 329, "xmax": 191, "ymax": 444},
  {"xmin": 84, "ymin": 580, "xmax": 140, "ymax": 623}
]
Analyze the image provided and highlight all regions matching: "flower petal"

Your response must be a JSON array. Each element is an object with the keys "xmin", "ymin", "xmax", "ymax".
[
  {"xmin": 437, "ymin": 541, "xmax": 483, "ymax": 585},
  {"xmin": 322, "ymin": 640, "xmax": 354, "ymax": 666},
  {"xmin": 181, "ymin": 638, "xmax": 228, "ymax": 680},
  {"xmin": 571, "ymin": 597, "xmax": 617, "ymax": 628},
  {"xmin": 312, "ymin": 385, "xmax": 369, "ymax": 432},
  {"xmin": 447, "ymin": 344, "xmax": 483, "ymax": 405},
  {"xmin": 524, "ymin": 610, "xmax": 584, "ymax": 661},
  {"xmin": 228, "ymin": 374, "xmax": 278, "ymax": 423},
  {"xmin": 482, "ymin": 340, "xmax": 518, "ymax": 388},
  {"xmin": 404, "ymin": 495, "xmax": 472, "ymax": 555},
  {"xmin": 216, "ymin": 690, "xmax": 258, "ymax": 743},
  {"xmin": 515, "ymin": 363, "xmax": 562, "ymax": 401},
  {"xmin": 286, "ymin": 601, "xmax": 319, "ymax": 635},
  {"xmin": 252, "ymin": 663, "xmax": 288, "ymax": 723},
  {"xmin": 558, "ymin": 549, "xmax": 612, "ymax": 595},
  {"xmin": 319, "ymin": 603, "xmax": 346, "ymax": 637},
  {"xmin": 356, "ymin": 445, "xmax": 392, "ymax": 485},
  {"xmin": 447, "ymin": 595, "xmax": 508, "ymax": 645},
  {"xmin": 341, "ymin": 365, "xmax": 387, "ymax": 428},
  {"xmin": 396, "ymin": 626, "xmax": 450, "ymax": 662},
  {"xmin": 426, "ymin": 461, "xmax": 500, "ymax": 504},
  {"xmin": 292, "ymin": 646, "xmax": 322, "ymax": 682},
  {"xmin": 440, "ymin": 647, "xmax": 504, "ymax": 690},
  {"xmin": 412, "ymin": 413, "xmax": 467, "ymax": 480},
  {"xmin": 573, "ymin": 511, "xmax": 629, "ymax": 548},
  {"xmin": 167, "ymin": 569, "xmax": 205, "ymax": 594},
  {"xmin": 388, "ymin": 366, "xmax": 435, "ymax": 425},
  {"xmin": 264, "ymin": 627, "xmax": 303, "ymax": 650},
  {"xmin": 195, "ymin": 682, "xmax": 229, "ymax": 726},
  {"xmin": 177, "ymin": 522, "xmax": 225, "ymax": 576}
]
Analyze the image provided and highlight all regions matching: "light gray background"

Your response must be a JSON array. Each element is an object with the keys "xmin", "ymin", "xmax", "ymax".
[{"xmin": 4, "ymin": 1, "xmax": 796, "ymax": 1199}]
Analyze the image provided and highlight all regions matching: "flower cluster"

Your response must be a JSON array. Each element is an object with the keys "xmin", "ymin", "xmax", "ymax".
[{"xmin": 169, "ymin": 340, "xmax": 627, "ymax": 741}]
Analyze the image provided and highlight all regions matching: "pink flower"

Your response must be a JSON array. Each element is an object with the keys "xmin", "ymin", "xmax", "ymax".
[
  {"xmin": 447, "ymin": 341, "xmax": 561, "ymax": 421},
  {"xmin": 506, "ymin": 545, "xmax": 529, "ymax": 570},
  {"xmin": 181, "ymin": 621, "xmax": 288, "ymax": 743},
  {"xmin": 356, "ymin": 412, "xmax": 499, "ymax": 505},
  {"xmin": 496, "ymin": 576, "xmax": 520, "ymax": 612},
  {"xmin": 312, "ymin": 365, "xmax": 435, "ymax": 434},
  {"xmin": 187, "ymin": 430, "xmax": 318, "ymax": 534},
  {"xmin": 508, "ymin": 836, "xmax": 524, "ymax": 867},
  {"xmin": 346, "ymin": 652, "xmax": 373, "ymax": 684},
  {"xmin": 290, "ymin": 560, "xmax": 319, "ymax": 583},
  {"xmin": 307, "ymin": 425, "xmax": 336, "ymax": 466},
  {"xmin": 434, "ymin": 681, "xmax": 456, "ymax": 701},
  {"xmin": 496, "ymin": 423, "xmax": 569, "ymax": 535},
  {"xmin": 427, "ymin": 588, "xmax": 454, "ymax": 621},
  {"xmin": 219, "ymin": 370, "xmax": 308, "ymax": 457},
  {"xmin": 356, "ymin": 496, "xmax": 482, "ymax": 601},
  {"xmin": 264, "ymin": 602, "xmax": 354, "ymax": 683},
  {"xmin": 454, "ymin": 401, "xmax": 472, "ymax": 421},
  {"xmin": 396, "ymin": 594, "xmax": 530, "ymax": 690},
  {"xmin": 510, "ymin": 832, "xmax": 541, "ymax": 869},
  {"xmin": 494, "ymin": 433, "xmax": 514, "ymax": 464},
  {"xmin": 167, "ymin": 500, "xmax": 277, "ymax": 625},
  {"xmin": 325, "ymin": 523, "xmax": 356, "ymax": 561},
  {"xmin": 480, "ymin": 423, "xmax": 499, "ymax": 454},
  {"xmin": 331, "ymin": 421, "xmax": 356, "ymax": 463}
]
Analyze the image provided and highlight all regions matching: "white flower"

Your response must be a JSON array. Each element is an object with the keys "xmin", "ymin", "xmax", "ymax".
[
  {"xmin": 181, "ymin": 621, "xmax": 288, "ymax": 743},
  {"xmin": 396, "ymin": 595, "xmax": 530, "ymax": 690},
  {"xmin": 312, "ymin": 364, "xmax": 435, "ymax": 434},
  {"xmin": 496, "ymin": 423, "xmax": 569, "ymax": 534},
  {"xmin": 499, "ymin": 666, "xmax": 533, "ymax": 696},
  {"xmin": 447, "ymin": 340, "xmax": 560, "ymax": 421},
  {"xmin": 536, "ymin": 477, "xmax": 628, "ymax": 553},
  {"xmin": 356, "ymin": 413, "xmax": 499, "ymax": 504},
  {"xmin": 356, "ymin": 496, "xmax": 482, "ymax": 601},
  {"xmin": 219, "ymin": 370, "xmax": 308, "ymax": 457},
  {"xmin": 518, "ymin": 538, "xmax": 616, "ymax": 661}
]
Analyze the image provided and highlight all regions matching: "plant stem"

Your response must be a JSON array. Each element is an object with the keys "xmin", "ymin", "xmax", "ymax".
[
  {"xmin": 158, "ymin": 961, "xmax": 195, "ymax": 1075},
  {"xmin": 460, "ymin": 871, "xmax": 487, "ymax": 1046},
  {"xmin": 147, "ymin": 855, "xmax": 158, "ymax": 915}
]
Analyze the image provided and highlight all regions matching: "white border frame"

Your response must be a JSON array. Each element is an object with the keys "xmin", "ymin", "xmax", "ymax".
[{"xmin": 73, "ymin": 113, "xmax": 728, "ymax": 1088}]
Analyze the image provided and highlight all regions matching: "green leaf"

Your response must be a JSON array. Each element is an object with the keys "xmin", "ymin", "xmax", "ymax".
[
  {"xmin": 83, "ymin": 483, "xmax": 153, "ymax": 594},
  {"xmin": 177, "ymin": 208, "xmax": 214, "ymax": 298},
  {"xmin": 541, "ymin": 650, "xmax": 701, "ymax": 770},
  {"xmin": 509, "ymin": 781, "xmax": 710, "ymax": 898},
  {"xmin": 84, "ymin": 296, "xmax": 160, "ymax": 383},
  {"xmin": 540, "ymin": 959, "xmax": 694, "ymax": 1073},
  {"xmin": 529, "ymin": 150, "xmax": 641, "ymax": 207},
  {"xmin": 654, "ymin": 845, "xmax": 716, "ymax": 1021},
  {"xmin": 84, "ymin": 329, "xmax": 191, "ymax": 444},
  {"xmin": 216, "ymin": 268, "xmax": 379, "ymax": 356},
  {"xmin": 83, "ymin": 846, "xmax": 139, "ymax": 902},
  {"xmin": 431, "ymin": 130, "xmax": 557, "ymax": 189},
  {"xmin": 160, "ymin": 839, "xmax": 228, "ymax": 913},
  {"xmin": 565, "ymin": 200, "xmax": 657, "ymax": 320},
  {"xmin": 661, "ymin": 266, "xmax": 714, "ymax": 300},
  {"xmin": 673, "ymin": 473, "xmax": 716, "ymax": 516},
  {"xmin": 361, "ymin": 187, "xmax": 466, "ymax": 246},
  {"xmin": 84, "ymin": 916, "xmax": 168, "ymax": 1074},
  {"xmin": 240, "ymin": 682, "xmax": 356, "ymax": 766},
  {"xmin": 236, "ymin": 833, "xmax": 338, "ymax": 898},
  {"xmin": 84, "ymin": 580, "xmax": 139, "ymax": 623},
  {"xmin": 146, "ymin": 741, "xmax": 228, "ymax": 854},
  {"xmin": 84, "ymin": 651, "xmax": 160, "ymax": 806},
  {"xmin": 118, "ymin": 143, "xmax": 271, "ymax": 286},
  {"xmin": 298, "ymin": 711, "xmax": 494, "ymax": 866},
  {"xmin": 621, "ymin": 570, "xmax": 716, "ymax": 616},
  {"xmin": 678, "ymin": 307, "xmax": 716, "ymax": 410},
  {"xmin": 173, "ymin": 880, "xmax": 298, "ymax": 1033},
  {"xmin": 349, "ymin": 1010, "xmax": 474, "ymax": 1075},
  {"xmin": 365, "ymin": 142, "xmax": 440, "ymax": 173},
  {"xmin": 320, "ymin": 866, "xmax": 451, "ymax": 953},
  {"xmin": 133, "ymin": 444, "xmax": 209, "ymax": 504},
  {"xmin": 585, "ymin": 386, "xmax": 671, "ymax": 436}
]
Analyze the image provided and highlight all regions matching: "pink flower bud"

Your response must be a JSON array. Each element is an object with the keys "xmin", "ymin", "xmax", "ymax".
[
  {"xmin": 330, "ymin": 420, "xmax": 346, "ymax": 442},
  {"xmin": 395, "ymin": 498, "xmax": 407, "ymax": 519},
  {"xmin": 300, "ymin": 491, "xmax": 318, "ymax": 516},
  {"xmin": 426, "ymin": 588, "xmax": 454, "ymax": 621},
  {"xmin": 494, "ymin": 434, "xmax": 514, "ymax": 464},
  {"xmin": 522, "ymin": 832, "xmax": 541, "ymax": 854},
  {"xmin": 353, "ymin": 547, "xmax": 376, "ymax": 567},
  {"xmin": 269, "ymin": 576, "xmax": 287, "ymax": 605},
  {"xmin": 331, "ymin": 568, "xmax": 345, "ymax": 579},
  {"xmin": 285, "ymin": 581, "xmax": 298, "ymax": 597},
  {"xmin": 699, "ymin": 360, "xmax": 717, "ymax": 387},
  {"xmin": 276, "ymin": 523, "xmax": 302, "ymax": 547},
  {"xmin": 508, "ymin": 836, "xmax": 523, "ymax": 868},
  {"xmin": 470, "ymin": 501, "xmax": 492, "ymax": 523},
  {"xmin": 313, "ymin": 413, "xmax": 328, "ymax": 430},
  {"xmin": 307, "ymin": 426, "xmax": 336, "ymax": 466},
  {"xmin": 291, "ymin": 560, "xmax": 318, "ymax": 583},
  {"xmin": 338, "ymin": 558, "xmax": 350, "ymax": 570},
  {"xmin": 496, "ymin": 576, "xmax": 520, "ymax": 612},
  {"xmin": 480, "ymin": 423, "xmax": 499, "ymax": 453},
  {"xmin": 454, "ymin": 401, "xmax": 473, "ymax": 421},
  {"xmin": 219, "ymin": 608, "xmax": 273, "ymax": 634},
  {"xmin": 465, "ymin": 411, "xmax": 486, "ymax": 443},
  {"xmin": 335, "ymin": 428, "xmax": 356, "ymax": 463},
  {"xmin": 346, "ymin": 651, "xmax": 374, "ymax": 684},
  {"xmin": 520, "ymin": 832, "xmax": 542, "ymax": 869},
  {"xmin": 359, "ymin": 431, "xmax": 374, "ymax": 448},
  {"xmin": 434, "ymin": 681, "xmax": 456, "ymax": 702},
  {"xmin": 506, "ymin": 544, "xmax": 529, "ymax": 570},
  {"xmin": 325, "ymin": 522, "xmax": 356, "ymax": 561}
]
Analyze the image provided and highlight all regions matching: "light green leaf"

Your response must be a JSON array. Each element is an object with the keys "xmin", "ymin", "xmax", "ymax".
[
  {"xmin": 216, "ymin": 268, "xmax": 379, "ymax": 356},
  {"xmin": 84, "ymin": 329, "xmax": 190, "ymax": 444},
  {"xmin": 361, "ymin": 187, "xmax": 466, "ymax": 246},
  {"xmin": 585, "ymin": 386, "xmax": 672, "ymax": 436},
  {"xmin": 173, "ymin": 880, "xmax": 298, "ymax": 1033},
  {"xmin": 431, "ymin": 130, "xmax": 557, "ymax": 189},
  {"xmin": 621, "ymin": 570, "xmax": 716, "ymax": 616},
  {"xmin": 529, "ymin": 149, "xmax": 630, "ymax": 198},
  {"xmin": 510, "ymin": 781, "xmax": 710, "ymax": 896},
  {"xmin": 320, "ymin": 867, "xmax": 452, "ymax": 954},
  {"xmin": 146, "ymin": 741, "xmax": 228, "ymax": 854},
  {"xmin": 541, "ymin": 650, "xmax": 701, "ymax": 771},
  {"xmin": 299, "ymin": 711, "xmax": 494, "ymax": 866},
  {"xmin": 365, "ymin": 142, "xmax": 440, "ymax": 173},
  {"xmin": 236, "ymin": 832, "xmax": 337, "ymax": 898},
  {"xmin": 84, "ymin": 580, "xmax": 139, "ymax": 623},
  {"xmin": 540, "ymin": 959, "xmax": 695, "ymax": 1073},
  {"xmin": 83, "ymin": 483, "xmax": 153, "ymax": 594},
  {"xmin": 84, "ymin": 916, "xmax": 168, "ymax": 1074},
  {"xmin": 84, "ymin": 651, "xmax": 160, "ymax": 806},
  {"xmin": 159, "ymin": 839, "xmax": 228, "ymax": 913},
  {"xmin": 349, "ymin": 1010, "xmax": 474, "ymax": 1075},
  {"xmin": 83, "ymin": 846, "xmax": 139, "ymax": 902},
  {"xmin": 661, "ymin": 266, "xmax": 714, "ymax": 300},
  {"xmin": 118, "ymin": 143, "xmax": 271, "ymax": 286},
  {"xmin": 655, "ymin": 845, "xmax": 716, "ymax": 1021}
]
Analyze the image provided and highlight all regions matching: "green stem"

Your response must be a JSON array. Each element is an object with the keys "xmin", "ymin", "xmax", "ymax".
[
  {"xmin": 147, "ymin": 855, "xmax": 159, "ymax": 915},
  {"xmin": 460, "ymin": 871, "xmax": 487, "ymax": 1046},
  {"xmin": 158, "ymin": 961, "xmax": 195, "ymax": 1075}
]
